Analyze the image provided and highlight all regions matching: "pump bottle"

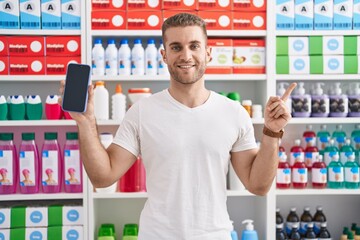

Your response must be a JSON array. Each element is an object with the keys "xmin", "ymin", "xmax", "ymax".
[
  {"xmin": 230, "ymin": 220, "xmax": 238, "ymax": 240},
  {"xmin": 292, "ymin": 82, "xmax": 311, "ymax": 117},
  {"xmin": 348, "ymin": 82, "xmax": 360, "ymax": 117},
  {"xmin": 329, "ymin": 82, "xmax": 348, "ymax": 117},
  {"xmin": 311, "ymin": 83, "xmax": 329, "ymax": 117},
  {"xmin": 277, "ymin": 82, "xmax": 292, "ymax": 111},
  {"xmin": 241, "ymin": 220, "xmax": 258, "ymax": 240}
]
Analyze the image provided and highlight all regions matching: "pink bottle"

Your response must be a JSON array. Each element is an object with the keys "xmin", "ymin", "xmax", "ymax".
[
  {"xmin": 64, "ymin": 132, "xmax": 82, "ymax": 193},
  {"xmin": 304, "ymin": 139, "xmax": 319, "ymax": 170},
  {"xmin": 292, "ymin": 157, "xmax": 308, "ymax": 189},
  {"xmin": 119, "ymin": 156, "xmax": 146, "ymax": 192},
  {"xmin": 290, "ymin": 139, "xmax": 305, "ymax": 167},
  {"xmin": 45, "ymin": 95, "xmax": 62, "ymax": 120},
  {"xmin": 19, "ymin": 132, "xmax": 40, "ymax": 194},
  {"xmin": 302, "ymin": 125, "xmax": 316, "ymax": 149},
  {"xmin": 312, "ymin": 155, "xmax": 327, "ymax": 189},
  {"xmin": 41, "ymin": 132, "xmax": 62, "ymax": 193},
  {"xmin": 277, "ymin": 152, "xmax": 291, "ymax": 189},
  {"xmin": 0, "ymin": 133, "xmax": 18, "ymax": 194}
]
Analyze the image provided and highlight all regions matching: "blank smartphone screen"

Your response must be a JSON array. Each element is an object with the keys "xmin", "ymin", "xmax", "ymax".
[{"xmin": 62, "ymin": 63, "xmax": 91, "ymax": 112}]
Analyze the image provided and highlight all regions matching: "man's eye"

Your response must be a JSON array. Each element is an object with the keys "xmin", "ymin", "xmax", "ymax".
[
  {"xmin": 191, "ymin": 44, "xmax": 200, "ymax": 50},
  {"xmin": 171, "ymin": 46, "xmax": 181, "ymax": 51}
]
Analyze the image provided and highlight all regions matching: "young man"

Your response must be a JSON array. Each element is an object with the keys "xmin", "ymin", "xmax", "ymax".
[{"xmin": 60, "ymin": 13, "xmax": 296, "ymax": 240}]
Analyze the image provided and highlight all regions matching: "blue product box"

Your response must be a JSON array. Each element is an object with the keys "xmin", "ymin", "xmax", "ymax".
[
  {"xmin": 314, "ymin": 0, "xmax": 333, "ymax": 30},
  {"xmin": 61, "ymin": 0, "xmax": 80, "ymax": 29},
  {"xmin": 20, "ymin": 0, "xmax": 41, "ymax": 29},
  {"xmin": 0, "ymin": 0, "xmax": 20, "ymax": 29},
  {"xmin": 334, "ymin": 0, "xmax": 353, "ymax": 30},
  {"xmin": 41, "ymin": 0, "xmax": 61, "ymax": 29},
  {"xmin": 277, "ymin": 0, "xmax": 295, "ymax": 30},
  {"xmin": 295, "ymin": 0, "xmax": 314, "ymax": 29}
]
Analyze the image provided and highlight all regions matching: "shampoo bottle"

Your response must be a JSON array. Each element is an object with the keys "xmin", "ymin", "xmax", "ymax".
[
  {"xmin": 292, "ymin": 82, "xmax": 311, "ymax": 117},
  {"xmin": 311, "ymin": 83, "xmax": 329, "ymax": 117},
  {"xmin": 230, "ymin": 220, "xmax": 238, "ymax": 240},
  {"xmin": 329, "ymin": 82, "xmax": 348, "ymax": 117},
  {"xmin": 0, "ymin": 95, "xmax": 8, "ymax": 120},
  {"xmin": 348, "ymin": 82, "xmax": 360, "ymax": 117},
  {"xmin": 26, "ymin": 95, "xmax": 42, "ymax": 120},
  {"xmin": 241, "ymin": 220, "xmax": 258, "ymax": 240}
]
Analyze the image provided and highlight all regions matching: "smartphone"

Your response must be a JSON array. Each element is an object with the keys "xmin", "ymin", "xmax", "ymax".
[{"xmin": 62, "ymin": 63, "xmax": 91, "ymax": 113}]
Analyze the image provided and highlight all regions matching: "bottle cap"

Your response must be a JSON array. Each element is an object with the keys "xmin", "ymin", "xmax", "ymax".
[
  {"xmin": 348, "ymin": 231, "xmax": 354, "ymax": 239},
  {"xmin": 227, "ymin": 92, "xmax": 241, "ymax": 102},
  {"xmin": 241, "ymin": 219, "xmax": 254, "ymax": 231},
  {"xmin": 296, "ymin": 82, "xmax": 306, "ymax": 95},
  {"xmin": 242, "ymin": 100, "xmax": 252, "ymax": 106},
  {"xmin": 107, "ymin": 39, "xmax": 115, "ymax": 44},
  {"xmin": 316, "ymin": 206, "xmax": 323, "ymax": 211},
  {"xmin": 45, "ymin": 132, "xmax": 57, "ymax": 140},
  {"xmin": 320, "ymin": 124, "xmax": 327, "ymax": 130},
  {"xmin": 294, "ymin": 139, "xmax": 301, "ymax": 146},
  {"xmin": 120, "ymin": 39, "xmax": 129, "ymax": 45},
  {"xmin": 22, "ymin": 132, "xmax": 35, "ymax": 141},
  {"xmin": 304, "ymin": 206, "xmax": 310, "ymax": 211},
  {"xmin": 343, "ymin": 227, "xmax": 349, "ymax": 234},
  {"xmin": 306, "ymin": 124, "xmax": 313, "ymax": 130},
  {"xmin": 95, "ymin": 81, "xmax": 105, "ymax": 87},
  {"xmin": 147, "ymin": 38, "xmax": 155, "ymax": 44},
  {"xmin": 333, "ymin": 82, "xmax": 342, "ymax": 95},
  {"xmin": 134, "ymin": 38, "xmax": 142, "ymax": 44},
  {"xmin": 314, "ymin": 83, "xmax": 324, "ymax": 95},
  {"xmin": 123, "ymin": 223, "xmax": 138, "ymax": 236},
  {"xmin": 115, "ymin": 84, "xmax": 123, "ymax": 94},
  {"xmin": 336, "ymin": 124, "xmax": 343, "ymax": 130},
  {"xmin": 66, "ymin": 132, "xmax": 78, "ymax": 140},
  {"xmin": 277, "ymin": 82, "xmax": 289, "ymax": 96},
  {"xmin": 290, "ymin": 207, "xmax": 296, "ymax": 211},
  {"xmin": 94, "ymin": 39, "xmax": 102, "ymax": 44},
  {"xmin": 0, "ymin": 133, "xmax": 13, "ymax": 141}
]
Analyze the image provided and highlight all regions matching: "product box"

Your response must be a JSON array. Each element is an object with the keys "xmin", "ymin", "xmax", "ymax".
[
  {"xmin": 0, "ymin": 57, "xmax": 9, "ymax": 75},
  {"xmin": 309, "ymin": 36, "xmax": 356, "ymax": 55},
  {"xmin": 0, "ymin": 37, "xmax": 8, "ymax": 56},
  {"xmin": 233, "ymin": 39, "xmax": 265, "ymax": 74},
  {"xmin": 276, "ymin": 0, "xmax": 295, "ymax": 30},
  {"xmin": 295, "ymin": 0, "xmax": 313, "ymax": 29},
  {"xmin": 46, "ymin": 56, "xmax": 81, "ymax": 74},
  {"xmin": 323, "ymin": 55, "xmax": 344, "ymax": 74},
  {"xmin": 48, "ymin": 226, "xmax": 83, "ymax": 240},
  {"xmin": 0, "ymin": 208, "xmax": 10, "ymax": 229},
  {"xmin": 0, "ymin": 229, "xmax": 9, "ymax": 240},
  {"xmin": 8, "ymin": 36, "xmax": 45, "ymax": 56},
  {"xmin": 46, "ymin": 36, "xmax": 81, "ymax": 56},
  {"xmin": 198, "ymin": 11, "xmax": 232, "ymax": 30},
  {"xmin": 276, "ymin": 36, "xmax": 309, "ymax": 56},
  {"xmin": 162, "ymin": 10, "xmax": 197, "ymax": 22},
  {"xmin": 314, "ymin": 0, "xmax": 333, "ymax": 30},
  {"xmin": 0, "ymin": 0, "xmax": 20, "ymax": 29},
  {"xmin": 9, "ymin": 56, "xmax": 46, "ymax": 75},
  {"xmin": 127, "ymin": 0, "xmax": 161, "ymax": 10},
  {"xmin": 276, "ymin": 55, "xmax": 310, "ymax": 74},
  {"xmin": 334, "ymin": 0, "xmax": 353, "ymax": 30},
  {"xmin": 41, "ymin": 0, "xmax": 61, "ymax": 29},
  {"xmin": 344, "ymin": 55, "xmax": 358, "ymax": 73},
  {"xmin": 10, "ymin": 227, "xmax": 47, "ymax": 240},
  {"xmin": 48, "ymin": 205, "xmax": 83, "ymax": 226},
  {"xmin": 25, "ymin": 207, "xmax": 48, "ymax": 227},
  {"xmin": 198, "ymin": 0, "xmax": 231, "ymax": 11},
  {"xmin": 91, "ymin": 11, "xmax": 126, "ymax": 30},
  {"xmin": 127, "ymin": 11, "xmax": 162, "ymax": 30},
  {"xmin": 354, "ymin": 0, "xmax": 360, "ymax": 29},
  {"xmin": 206, "ymin": 39, "xmax": 232, "ymax": 74},
  {"xmin": 162, "ymin": 0, "xmax": 197, "ymax": 10},
  {"xmin": 61, "ymin": 0, "xmax": 80, "ymax": 29},
  {"xmin": 233, "ymin": 0, "xmax": 266, "ymax": 12},
  {"xmin": 92, "ymin": 0, "xmax": 127, "ymax": 11},
  {"xmin": 233, "ymin": 11, "xmax": 266, "ymax": 30},
  {"xmin": 20, "ymin": 0, "xmax": 41, "ymax": 29},
  {"xmin": 309, "ymin": 55, "xmax": 356, "ymax": 74}
]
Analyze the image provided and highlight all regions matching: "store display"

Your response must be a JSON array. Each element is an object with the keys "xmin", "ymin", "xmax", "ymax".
[{"xmin": 0, "ymin": 133, "xmax": 17, "ymax": 194}]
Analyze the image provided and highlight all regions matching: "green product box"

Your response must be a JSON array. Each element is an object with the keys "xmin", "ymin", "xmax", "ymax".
[
  {"xmin": 276, "ymin": 56, "xmax": 289, "ymax": 74},
  {"xmin": 48, "ymin": 226, "xmax": 83, "ymax": 240},
  {"xmin": 310, "ymin": 56, "xmax": 323, "ymax": 74},
  {"xmin": 10, "ymin": 227, "xmax": 47, "ymax": 240},
  {"xmin": 276, "ymin": 37, "xmax": 289, "ymax": 56},
  {"xmin": 48, "ymin": 205, "xmax": 83, "ymax": 226},
  {"xmin": 10, "ymin": 206, "xmax": 26, "ymax": 228},
  {"xmin": 309, "ymin": 36, "xmax": 322, "ymax": 55},
  {"xmin": 344, "ymin": 36, "xmax": 357, "ymax": 55},
  {"xmin": 344, "ymin": 55, "xmax": 358, "ymax": 74}
]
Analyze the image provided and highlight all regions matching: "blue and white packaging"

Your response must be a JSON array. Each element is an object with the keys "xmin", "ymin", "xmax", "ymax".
[
  {"xmin": 334, "ymin": 0, "xmax": 353, "ymax": 30},
  {"xmin": 277, "ymin": 0, "xmax": 295, "ymax": 30},
  {"xmin": 323, "ymin": 36, "xmax": 344, "ymax": 55},
  {"xmin": 289, "ymin": 37, "xmax": 309, "ymax": 55},
  {"xmin": 314, "ymin": 0, "xmax": 333, "ymax": 30},
  {"xmin": 63, "ymin": 206, "xmax": 83, "ymax": 226},
  {"xmin": 25, "ymin": 207, "xmax": 48, "ymax": 227},
  {"xmin": 26, "ymin": 228, "xmax": 47, "ymax": 240},
  {"xmin": 20, "ymin": 0, "xmax": 41, "ymax": 29},
  {"xmin": 0, "ymin": 208, "xmax": 10, "ymax": 229},
  {"xmin": 295, "ymin": 0, "xmax": 314, "ymax": 29},
  {"xmin": 63, "ymin": 226, "xmax": 83, "ymax": 240},
  {"xmin": 354, "ymin": 0, "xmax": 360, "ymax": 29},
  {"xmin": 0, "ymin": 0, "xmax": 20, "ymax": 29},
  {"xmin": 41, "ymin": 0, "xmax": 61, "ymax": 29},
  {"xmin": 61, "ymin": 0, "xmax": 80, "ymax": 29},
  {"xmin": 324, "ymin": 55, "xmax": 344, "ymax": 74},
  {"xmin": 290, "ymin": 56, "xmax": 310, "ymax": 74},
  {"xmin": 0, "ymin": 229, "xmax": 9, "ymax": 240}
]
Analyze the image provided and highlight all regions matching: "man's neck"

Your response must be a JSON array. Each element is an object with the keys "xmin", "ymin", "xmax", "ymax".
[{"xmin": 168, "ymin": 82, "xmax": 210, "ymax": 108}]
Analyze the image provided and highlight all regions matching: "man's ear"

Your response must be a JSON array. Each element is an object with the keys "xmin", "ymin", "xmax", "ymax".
[
  {"xmin": 206, "ymin": 46, "xmax": 212, "ymax": 64},
  {"xmin": 161, "ymin": 49, "xmax": 167, "ymax": 64}
]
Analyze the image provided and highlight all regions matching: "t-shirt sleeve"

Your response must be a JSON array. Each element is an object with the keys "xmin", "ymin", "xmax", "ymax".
[
  {"xmin": 112, "ymin": 102, "xmax": 140, "ymax": 157},
  {"xmin": 231, "ymin": 106, "xmax": 258, "ymax": 152}
]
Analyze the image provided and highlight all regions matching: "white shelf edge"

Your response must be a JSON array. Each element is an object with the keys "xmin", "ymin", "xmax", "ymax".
[
  {"xmin": 276, "ymin": 30, "xmax": 360, "ymax": 36},
  {"xmin": 0, "ymin": 29, "xmax": 81, "ymax": 36},
  {"xmin": 276, "ymin": 74, "xmax": 360, "ymax": 81},
  {"xmin": 0, "ymin": 193, "xmax": 83, "ymax": 201},
  {"xmin": 276, "ymin": 188, "xmax": 360, "ymax": 196},
  {"xmin": 0, "ymin": 120, "xmax": 121, "ymax": 127},
  {"xmin": 289, "ymin": 118, "xmax": 360, "ymax": 124},
  {"xmin": 0, "ymin": 76, "xmax": 65, "ymax": 81}
]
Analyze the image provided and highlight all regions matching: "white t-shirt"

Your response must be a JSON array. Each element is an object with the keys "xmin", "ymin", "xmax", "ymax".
[{"xmin": 113, "ymin": 89, "xmax": 258, "ymax": 240}]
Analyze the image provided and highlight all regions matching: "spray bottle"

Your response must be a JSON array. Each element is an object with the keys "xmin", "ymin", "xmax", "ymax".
[
  {"xmin": 277, "ymin": 82, "xmax": 292, "ymax": 112},
  {"xmin": 291, "ymin": 82, "xmax": 311, "ymax": 117},
  {"xmin": 348, "ymin": 82, "xmax": 360, "ymax": 117},
  {"xmin": 311, "ymin": 82, "xmax": 329, "ymax": 117},
  {"xmin": 241, "ymin": 220, "xmax": 258, "ymax": 240},
  {"xmin": 329, "ymin": 82, "xmax": 348, "ymax": 117}
]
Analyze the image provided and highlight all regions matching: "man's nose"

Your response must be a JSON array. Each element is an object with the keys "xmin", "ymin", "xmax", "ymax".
[{"xmin": 180, "ymin": 48, "xmax": 192, "ymax": 61}]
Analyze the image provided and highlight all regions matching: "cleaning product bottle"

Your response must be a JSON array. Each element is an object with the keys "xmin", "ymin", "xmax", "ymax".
[
  {"xmin": 340, "ymin": 139, "xmax": 356, "ymax": 166},
  {"xmin": 92, "ymin": 39, "xmax": 105, "ymax": 76},
  {"xmin": 276, "ymin": 208, "xmax": 284, "ymax": 225},
  {"xmin": 344, "ymin": 154, "xmax": 360, "ymax": 189},
  {"xmin": 118, "ymin": 38, "xmax": 131, "ymax": 75},
  {"xmin": 302, "ymin": 125, "xmax": 316, "ymax": 149},
  {"xmin": 349, "ymin": 231, "xmax": 355, "ymax": 240},
  {"xmin": 25, "ymin": 95, "xmax": 42, "ymax": 120},
  {"xmin": 311, "ymin": 155, "xmax": 327, "ymax": 189},
  {"xmin": 123, "ymin": 223, "xmax": 138, "ymax": 240},
  {"xmin": 98, "ymin": 223, "xmax": 116, "ymax": 240},
  {"xmin": 342, "ymin": 227, "xmax": 350, "ymax": 240},
  {"xmin": 327, "ymin": 153, "xmax": 344, "ymax": 189},
  {"xmin": 351, "ymin": 124, "xmax": 360, "ymax": 162},
  {"xmin": 318, "ymin": 222, "xmax": 331, "ymax": 239},
  {"xmin": 286, "ymin": 207, "xmax": 299, "ymax": 236},
  {"xmin": 105, "ymin": 39, "xmax": 118, "ymax": 76},
  {"xmin": 131, "ymin": 38, "xmax": 145, "ymax": 75},
  {"xmin": 351, "ymin": 223, "xmax": 357, "ymax": 236},
  {"xmin": 313, "ymin": 206, "xmax": 327, "ymax": 235},
  {"xmin": 230, "ymin": 220, "xmax": 238, "ymax": 240},
  {"xmin": 64, "ymin": 132, "xmax": 82, "ymax": 193},
  {"xmin": 311, "ymin": 83, "xmax": 329, "ymax": 117},
  {"xmin": 94, "ymin": 81, "xmax": 109, "ymax": 120},
  {"xmin": 355, "ymin": 227, "xmax": 360, "ymax": 240},
  {"xmin": 323, "ymin": 139, "xmax": 339, "ymax": 166},
  {"xmin": 317, "ymin": 124, "xmax": 330, "ymax": 155},
  {"xmin": 9, "ymin": 95, "xmax": 25, "ymax": 120},
  {"xmin": 289, "ymin": 223, "xmax": 301, "ymax": 240},
  {"xmin": 0, "ymin": 95, "xmax": 7, "ymax": 120},
  {"xmin": 157, "ymin": 39, "xmax": 169, "ymax": 75},
  {"xmin": 304, "ymin": 222, "xmax": 317, "ymax": 239},
  {"xmin": 348, "ymin": 82, "xmax": 360, "ymax": 117},
  {"xmin": 291, "ymin": 82, "xmax": 311, "ymax": 117},
  {"xmin": 41, "ymin": 132, "xmax": 61, "ymax": 193},
  {"xmin": 276, "ymin": 223, "xmax": 287, "ymax": 240},
  {"xmin": 45, "ymin": 95, "xmax": 62, "ymax": 120},
  {"xmin": 19, "ymin": 132, "xmax": 40, "ymax": 194},
  {"xmin": 290, "ymin": 139, "xmax": 305, "ymax": 167},
  {"xmin": 0, "ymin": 133, "xmax": 17, "ymax": 194},
  {"xmin": 292, "ymin": 146, "xmax": 308, "ymax": 189},
  {"xmin": 277, "ymin": 82, "xmax": 292, "ymax": 111},
  {"xmin": 111, "ymin": 84, "xmax": 126, "ymax": 121},
  {"xmin": 299, "ymin": 207, "xmax": 312, "ymax": 236},
  {"xmin": 145, "ymin": 38, "xmax": 157, "ymax": 76},
  {"xmin": 332, "ymin": 124, "xmax": 347, "ymax": 149},
  {"xmin": 276, "ymin": 153, "xmax": 291, "ymax": 189},
  {"xmin": 241, "ymin": 220, "xmax": 258, "ymax": 240},
  {"xmin": 304, "ymin": 139, "xmax": 319, "ymax": 171},
  {"xmin": 329, "ymin": 82, "xmax": 348, "ymax": 117}
]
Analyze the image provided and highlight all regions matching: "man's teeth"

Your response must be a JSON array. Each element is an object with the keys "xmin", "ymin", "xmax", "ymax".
[{"xmin": 178, "ymin": 65, "xmax": 193, "ymax": 69}]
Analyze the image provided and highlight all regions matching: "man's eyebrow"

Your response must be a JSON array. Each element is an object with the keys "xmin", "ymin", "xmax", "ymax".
[{"xmin": 168, "ymin": 40, "xmax": 202, "ymax": 46}]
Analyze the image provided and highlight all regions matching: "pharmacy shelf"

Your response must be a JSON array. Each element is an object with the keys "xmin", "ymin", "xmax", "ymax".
[
  {"xmin": 91, "ymin": 30, "xmax": 267, "ymax": 37},
  {"xmin": 0, "ymin": 29, "xmax": 81, "ymax": 36},
  {"xmin": 0, "ymin": 193, "xmax": 83, "ymax": 201},
  {"xmin": 0, "ymin": 76, "xmax": 66, "ymax": 81},
  {"xmin": 276, "ymin": 30, "xmax": 360, "ymax": 36},
  {"xmin": 0, "ymin": 120, "xmax": 121, "ymax": 126},
  {"xmin": 289, "ymin": 118, "xmax": 360, "ymax": 124},
  {"xmin": 276, "ymin": 74, "xmax": 360, "ymax": 81},
  {"xmin": 276, "ymin": 188, "xmax": 360, "ymax": 196}
]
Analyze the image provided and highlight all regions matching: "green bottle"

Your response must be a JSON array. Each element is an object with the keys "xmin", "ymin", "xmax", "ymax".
[
  {"xmin": 340, "ymin": 139, "xmax": 356, "ymax": 166},
  {"xmin": 317, "ymin": 125, "xmax": 330, "ymax": 155},
  {"xmin": 323, "ymin": 139, "xmax": 339, "ymax": 166},
  {"xmin": 332, "ymin": 124, "xmax": 347, "ymax": 150},
  {"xmin": 344, "ymin": 154, "xmax": 360, "ymax": 189},
  {"xmin": 25, "ymin": 95, "xmax": 43, "ymax": 120},
  {"xmin": 98, "ymin": 223, "xmax": 116, "ymax": 240},
  {"xmin": 327, "ymin": 151, "xmax": 344, "ymax": 189},
  {"xmin": 351, "ymin": 124, "xmax": 360, "ymax": 162},
  {"xmin": 0, "ymin": 95, "xmax": 7, "ymax": 120},
  {"xmin": 123, "ymin": 223, "xmax": 138, "ymax": 240}
]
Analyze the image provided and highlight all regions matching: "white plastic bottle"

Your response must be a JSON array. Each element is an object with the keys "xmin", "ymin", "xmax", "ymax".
[
  {"xmin": 329, "ymin": 82, "xmax": 348, "ymax": 117},
  {"xmin": 118, "ymin": 39, "xmax": 131, "ymax": 75},
  {"xmin": 94, "ymin": 81, "xmax": 109, "ymax": 120},
  {"xmin": 105, "ymin": 39, "xmax": 118, "ymax": 76},
  {"xmin": 145, "ymin": 38, "xmax": 158, "ymax": 76},
  {"xmin": 92, "ymin": 39, "xmax": 105, "ymax": 76},
  {"xmin": 292, "ymin": 82, "xmax": 311, "ymax": 118},
  {"xmin": 157, "ymin": 39, "xmax": 169, "ymax": 75},
  {"xmin": 131, "ymin": 38, "xmax": 145, "ymax": 75},
  {"xmin": 111, "ymin": 84, "xmax": 127, "ymax": 121}
]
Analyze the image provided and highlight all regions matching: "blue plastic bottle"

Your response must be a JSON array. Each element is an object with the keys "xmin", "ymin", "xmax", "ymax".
[
  {"xmin": 241, "ymin": 220, "xmax": 258, "ymax": 240},
  {"xmin": 230, "ymin": 220, "xmax": 238, "ymax": 240}
]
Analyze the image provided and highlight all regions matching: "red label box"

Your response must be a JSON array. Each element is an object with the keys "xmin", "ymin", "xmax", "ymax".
[
  {"xmin": 46, "ymin": 36, "xmax": 81, "ymax": 56},
  {"xmin": 91, "ymin": 11, "xmax": 126, "ymax": 30},
  {"xmin": 7, "ymin": 37, "xmax": 45, "ymax": 57},
  {"xmin": 9, "ymin": 56, "xmax": 45, "ymax": 75},
  {"xmin": 162, "ymin": 0, "xmax": 197, "ymax": 10},
  {"xmin": 128, "ymin": 0, "xmax": 161, "ymax": 10},
  {"xmin": 162, "ymin": 10, "xmax": 197, "ymax": 22},
  {"xmin": 46, "ymin": 56, "xmax": 81, "ymax": 75},
  {"xmin": 198, "ymin": 0, "xmax": 231, "ymax": 11},
  {"xmin": 0, "ymin": 37, "xmax": 8, "ymax": 56},
  {"xmin": 198, "ymin": 11, "xmax": 232, "ymax": 30},
  {"xmin": 233, "ymin": 12, "xmax": 266, "ymax": 30},
  {"xmin": 232, "ymin": 39, "xmax": 265, "ymax": 74},
  {"xmin": 233, "ymin": 0, "xmax": 266, "ymax": 12},
  {"xmin": 127, "ymin": 11, "xmax": 162, "ymax": 30},
  {"xmin": 92, "ymin": 0, "xmax": 127, "ymax": 10},
  {"xmin": 0, "ymin": 57, "xmax": 9, "ymax": 75},
  {"xmin": 206, "ymin": 38, "xmax": 232, "ymax": 74}
]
